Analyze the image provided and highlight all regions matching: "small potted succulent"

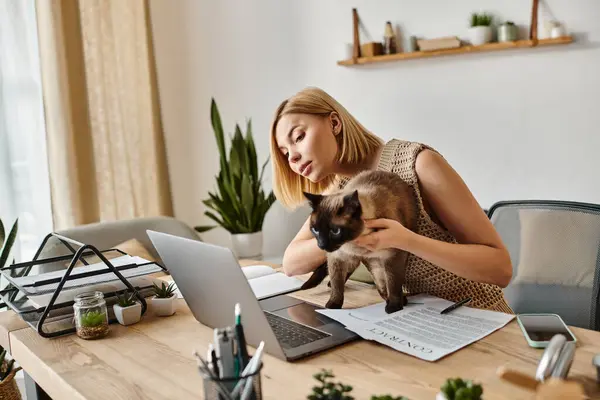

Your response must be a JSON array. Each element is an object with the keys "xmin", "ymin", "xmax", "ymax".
[
  {"xmin": 436, "ymin": 377, "xmax": 483, "ymax": 400},
  {"xmin": 76, "ymin": 310, "xmax": 109, "ymax": 340},
  {"xmin": 151, "ymin": 281, "xmax": 177, "ymax": 317},
  {"xmin": 113, "ymin": 290, "xmax": 142, "ymax": 326},
  {"xmin": 498, "ymin": 21, "xmax": 518, "ymax": 42},
  {"xmin": 468, "ymin": 12, "xmax": 493, "ymax": 45}
]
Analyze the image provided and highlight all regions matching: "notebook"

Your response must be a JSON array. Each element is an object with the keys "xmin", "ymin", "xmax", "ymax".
[{"xmin": 172, "ymin": 264, "xmax": 304, "ymax": 300}]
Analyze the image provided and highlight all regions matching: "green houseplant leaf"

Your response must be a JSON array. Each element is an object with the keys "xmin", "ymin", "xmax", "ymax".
[
  {"xmin": 0, "ymin": 219, "xmax": 18, "ymax": 269},
  {"xmin": 195, "ymin": 99, "xmax": 276, "ymax": 235}
]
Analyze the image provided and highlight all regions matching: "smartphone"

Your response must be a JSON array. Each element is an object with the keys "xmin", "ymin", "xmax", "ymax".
[{"xmin": 517, "ymin": 313, "xmax": 577, "ymax": 348}]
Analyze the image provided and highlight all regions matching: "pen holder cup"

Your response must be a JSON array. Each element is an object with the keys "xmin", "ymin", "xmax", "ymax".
[{"xmin": 202, "ymin": 362, "xmax": 263, "ymax": 400}]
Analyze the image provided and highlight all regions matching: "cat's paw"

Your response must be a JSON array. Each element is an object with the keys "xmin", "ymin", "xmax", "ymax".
[
  {"xmin": 325, "ymin": 299, "xmax": 343, "ymax": 309},
  {"xmin": 385, "ymin": 301, "xmax": 404, "ymax": 314}
]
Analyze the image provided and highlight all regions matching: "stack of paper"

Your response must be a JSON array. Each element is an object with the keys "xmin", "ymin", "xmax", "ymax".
[
  {"xmin": 317, "ymin": 294, "xmax": 515, "ymax": 361},
  {"xmin": 8, "ymin": 255, "xmax": 162, "ymax": 308}
]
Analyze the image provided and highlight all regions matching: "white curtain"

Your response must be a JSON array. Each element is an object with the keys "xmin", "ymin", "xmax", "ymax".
[{"xmin": 0, "ymin": 0, "xmax": 53, "ymax": 262}]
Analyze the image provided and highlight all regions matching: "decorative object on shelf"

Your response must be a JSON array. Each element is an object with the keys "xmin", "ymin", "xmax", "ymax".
[
  {"xmin": 468, "ymin": 12, "xmax": 493, "ymax": 46},
  {"xmin": 383, "ymin": 21, "xmax": 397, "ymax": 54},
  {"xmin": 73, "ymin": 291, "xmax": 109, "ymax": 340},
  {"xmin": 407, "ymin": 35, "xmax": 418, "ymax": 52},
  {"xmin": 417, "ymin": 36, "xmax": 461, "ymax": 52},
  {"xmin": 151, "ymin": 281, "xmax": 177, "ymax": 316},
  {"xmin": 0, "ymin": 218, "xmax": 25, "ymax": 312},
  {"xmin": 436, "ymin": 377, "xmax": 483, "ymax": 400},
  {"xmin": 547, "ymin": 21, "xmax": 567, "ymax": 38},
  {"xmin": 498, "ymin": 21, "xmax": 519, "ymax": 42},
  {"xmin": 361, "ymin": 42, "xmax": 383, "ymax": 57},
  {"xmin": 113, "ymin": 290, "xmax": 142, "ymax": 325},
  {"xmin": 194, "ymin": 99, "xmax": 275, "ymax": 259},
  {"xmin": 0, "ymin": 348, "xmax": 22, "ymax": 400}
]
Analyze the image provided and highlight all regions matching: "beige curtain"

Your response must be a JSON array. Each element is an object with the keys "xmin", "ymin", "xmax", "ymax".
[{"xmin": 35, "ymin": 0, "xmax": 173, "ymax": 230}]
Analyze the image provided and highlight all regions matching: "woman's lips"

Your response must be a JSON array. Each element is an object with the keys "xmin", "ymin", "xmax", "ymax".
[{"xmin": 300, "ymin": 161, "xmax": 312, "ymax": 176}]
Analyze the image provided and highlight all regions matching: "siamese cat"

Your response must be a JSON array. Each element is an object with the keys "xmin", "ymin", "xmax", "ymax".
[{"xmin": 301, "ymin": 170, "xmax": 419, "ymax": 314}]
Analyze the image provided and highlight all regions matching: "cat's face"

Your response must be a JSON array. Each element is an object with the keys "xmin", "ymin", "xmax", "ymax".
[{"xmin": 303, "ymin": 190, "xmax": 364, "ymax": 252}]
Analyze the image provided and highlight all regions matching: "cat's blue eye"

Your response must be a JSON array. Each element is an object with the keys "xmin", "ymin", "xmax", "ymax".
[
  {"xmin": 311, "ymin": 227, "xmax": 319, "ymax": 235},
  {"xmin": 331, "ymin": 226, "xmax": 341, "ymax": 236}
]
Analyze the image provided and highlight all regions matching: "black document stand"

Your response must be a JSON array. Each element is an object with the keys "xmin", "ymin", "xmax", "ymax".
[{"xmin": 0, "ymin": 233, "xmax": 166, "ymax": 338}]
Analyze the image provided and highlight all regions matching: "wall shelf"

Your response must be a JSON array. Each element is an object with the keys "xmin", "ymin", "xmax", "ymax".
[{"xmin": 337, "ymin": 36, "xmax": 574, "ymax": 66}]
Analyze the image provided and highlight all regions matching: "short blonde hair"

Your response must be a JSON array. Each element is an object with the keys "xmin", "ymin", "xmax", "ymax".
[{"xmin": 270, "ymin": 87, "xmax": 383, "ymax": 209}]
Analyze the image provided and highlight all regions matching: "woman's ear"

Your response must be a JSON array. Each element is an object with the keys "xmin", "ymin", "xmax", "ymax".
[{"xmin": 329, "ymin": 112, "xmax": 342, "ymax": 136}]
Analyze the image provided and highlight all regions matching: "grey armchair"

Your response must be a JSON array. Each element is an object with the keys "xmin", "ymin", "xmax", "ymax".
[
  {"xmin": 55, "ymin": 216, "xmax": 199, "ymax": 261},
  {"xmin": 489, "ymin": 200, "xmax": 600, "ymax": 330}
]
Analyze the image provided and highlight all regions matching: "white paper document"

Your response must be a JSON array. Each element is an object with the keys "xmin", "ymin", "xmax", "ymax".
[
  {"xmin": 171, "ymin": 264, "xmax": 304, "ymax": 300},
  {"xmin": 317, "ymin": 294, "xmax": 515, "ymax": 361}
]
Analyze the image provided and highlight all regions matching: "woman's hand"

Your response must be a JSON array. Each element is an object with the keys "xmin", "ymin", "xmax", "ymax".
[{"xmin": 353, "ymin": 218, "xmax": 414, "ymax": 252}]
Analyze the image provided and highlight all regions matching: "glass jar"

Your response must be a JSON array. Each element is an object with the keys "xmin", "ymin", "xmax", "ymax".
[{"xmin": 73, "ymin": 291, "xmax": 109, "ymax": 340}]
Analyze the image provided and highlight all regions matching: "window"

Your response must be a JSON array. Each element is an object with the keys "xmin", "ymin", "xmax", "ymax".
[{"xmin": 0, "ymin": 0, "xmax": 53, "ymax": 263}]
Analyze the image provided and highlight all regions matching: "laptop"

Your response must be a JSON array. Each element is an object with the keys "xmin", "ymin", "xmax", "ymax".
[{"xmin": 146, "ymin": 230, "xmax": 359, "ymax": 361}]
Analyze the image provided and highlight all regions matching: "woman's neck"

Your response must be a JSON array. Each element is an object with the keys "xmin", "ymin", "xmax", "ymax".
[{"xmin": 334, "ymin": 142, "xmax": 384, "ymax": 178}]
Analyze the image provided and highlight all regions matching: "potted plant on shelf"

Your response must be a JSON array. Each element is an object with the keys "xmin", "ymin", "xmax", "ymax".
[
  {"xmin": 194, "ymin": 99, "xmax": 276, "ymax": 258},
  {"xmin": 468, "ymin": 12, "xmax": 493, "ymax": 45},
  {"xmin": 113, "ymin": 290, "xmax": 142, "ymax": 326},
  {"xmin": 76, "ymin": 309, "xmax": 109, "ymax": 340},
  {"xmin": 498, "ymin": 21, "xmax": 519, "ymax": 42},
  {"xmin": 0, "ymin": 348, "xmax": 22, "ymax": 399},
  {"xmin": 151, "ymin": 281, "xmax": 177, "ymax": 316}
]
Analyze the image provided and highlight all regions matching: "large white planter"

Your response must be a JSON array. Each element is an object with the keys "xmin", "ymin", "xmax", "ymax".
[
  {"xmin": 231, "ymin": 231, "xmax": 263, "ymax": 258},
  {"xmin": 468, "ymin": 26, "xmax": 493, "ymax": 45},
  {"xmin": 151, "ymin": 294, "xmax": 177, "ymax": 316},
  {"xmin": 113, "ymin": 302, "xmax": 142, "ymax": 326}
]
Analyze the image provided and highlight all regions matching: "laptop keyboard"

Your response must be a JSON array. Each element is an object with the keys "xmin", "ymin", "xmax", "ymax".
[{"xmin": 265, "ymin": 312, "xmax": 330, "ymax": 349}]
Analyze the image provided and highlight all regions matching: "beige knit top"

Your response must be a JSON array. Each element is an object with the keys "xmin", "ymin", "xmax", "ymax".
[{"xmin": 338, "ymin": 139, "xmax": 513, "ymax": 314}]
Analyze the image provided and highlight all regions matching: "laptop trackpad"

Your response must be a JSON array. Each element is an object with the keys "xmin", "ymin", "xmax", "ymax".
[{"xmin": 274, "ymin": 303, "xmax": 331, "ymax": 328}]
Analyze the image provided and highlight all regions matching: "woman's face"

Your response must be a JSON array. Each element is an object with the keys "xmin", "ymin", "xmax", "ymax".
[{"xmin": 275, "ymin": 113, "xmax": 341, "ymax": 183}]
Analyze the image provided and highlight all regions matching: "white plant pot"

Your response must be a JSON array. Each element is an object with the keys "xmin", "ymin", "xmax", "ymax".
[
  {"xmin": 436, "ymin": 393, "xmax": 447, "ymax": 400},
  {"xmin": 468, "ymin": 26, "xmax": 493, "ymax": 46},
  {"xmin": 113, "ymin": 302, "xmax": 142, "ymax": 326},
  {"xmin": 231, "ymin": 231, "xmax": 263, "ymax": 258},
  {"xmin": 151, "ymin": 294, "xmax": 177, "ymax": 316}
]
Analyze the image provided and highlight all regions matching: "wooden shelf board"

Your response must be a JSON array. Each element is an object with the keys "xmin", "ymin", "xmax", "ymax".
[{"xmin": 337, "ymin": 36, "xmax": 574, "ymax": 66}]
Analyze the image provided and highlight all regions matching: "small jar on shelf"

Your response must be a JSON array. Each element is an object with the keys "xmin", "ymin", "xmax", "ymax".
[{"xmin": 73, "ymin": 291, "xmax": 109, "ymax": 340}]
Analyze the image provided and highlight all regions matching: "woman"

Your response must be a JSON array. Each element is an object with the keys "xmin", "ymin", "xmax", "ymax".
[{"xmin": 269, "ymin": 87, "xmax": 513, "ymax": 313}]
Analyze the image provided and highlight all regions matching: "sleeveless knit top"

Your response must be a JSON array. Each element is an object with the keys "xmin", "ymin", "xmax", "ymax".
[{"xmin": 338, "ymin": 139, "xmax": 513, "ymax": 314}]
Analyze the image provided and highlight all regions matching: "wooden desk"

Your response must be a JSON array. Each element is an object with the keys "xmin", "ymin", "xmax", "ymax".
[{"xmin": 1, "ymin": 260, "xmax": 599, "ymax": 400}]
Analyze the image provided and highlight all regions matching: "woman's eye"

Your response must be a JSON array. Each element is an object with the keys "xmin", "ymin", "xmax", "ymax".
[
  {"xmin": 295, "ymin": 133, "xmax": 305, "ymax": 143},
  {"xmin": 284, "ymin": 152, "xmax": 289, "ymax": 158},
  {"xmin": 331, "ymin": 227, "xmax": 341, "ymax": 236}
]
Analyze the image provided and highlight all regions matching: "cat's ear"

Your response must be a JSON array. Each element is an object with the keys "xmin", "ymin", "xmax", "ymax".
[
  {"xmin": 343, "ymin": 190, "xmax": 361, "ymax": 216},
  {"xmin": 303, "ymin": 192, "xmax": 323, "ymax": 209}
]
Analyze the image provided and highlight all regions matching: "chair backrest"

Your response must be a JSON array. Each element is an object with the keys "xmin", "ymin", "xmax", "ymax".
[{"xmin": 488, "ymin": 200, "xmax": 600, "ymax": 330}]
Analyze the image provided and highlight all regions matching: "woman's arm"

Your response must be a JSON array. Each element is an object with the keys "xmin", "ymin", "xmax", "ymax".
[
  {"xmin": 353, "ymin": 150, "xmax": 512, "ymax": 288},
  {"xmin": 282, "ymin": 217, "xmax": 327, "ymax": 276}
]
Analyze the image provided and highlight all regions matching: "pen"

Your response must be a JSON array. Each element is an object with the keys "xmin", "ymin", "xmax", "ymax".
[
  {"xmin": 440, "ymin": 297, "xmax": 472, "ymax": 315},
  {"xmin": 234, "ymin": 303, "xmax": 250, "ymax": 370}
]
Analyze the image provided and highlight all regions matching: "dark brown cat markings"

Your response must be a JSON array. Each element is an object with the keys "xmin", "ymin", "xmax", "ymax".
[{"xmin": 301, "ymin": 170, "xmax": 419, "ymax": 314}]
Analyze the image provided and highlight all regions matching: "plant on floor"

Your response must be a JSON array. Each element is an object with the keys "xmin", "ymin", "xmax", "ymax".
[
  {"xmin": 0, "ymin": 349, "xmax": 16, "ymax": 381},
  {"xmin": 152, "ymin": 281, "xmax": 176, "ymax": 298},
  {"xmin": 307, "ymin": 369, "xmax": 410, "ymax": 400},
  {"xmin": 194, "ymin": 99, "xmax": 275, "ymax": 235},
  {"xmin": 440, "ymin": 378, "xmax": 483, "ymax": 400},
  {"xmin": 470, "ymin": 12, "xmax": 492, "ymax": 27},
  {"xmin": 116, "ymin": 290, "xmax": 138, "ymax": 307}
]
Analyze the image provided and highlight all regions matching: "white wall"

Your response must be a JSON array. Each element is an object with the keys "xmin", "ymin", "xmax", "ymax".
[{"xmin": 149, "ymin": 0, "xmax": 600, "ymax": 259}]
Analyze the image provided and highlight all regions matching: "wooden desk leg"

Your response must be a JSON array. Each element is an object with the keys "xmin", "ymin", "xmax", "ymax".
[{"xmin": 24, "ymin": 371, "xmax": 52, "ymax": 400}]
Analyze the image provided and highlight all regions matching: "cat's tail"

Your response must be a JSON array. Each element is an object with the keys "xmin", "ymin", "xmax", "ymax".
[{"xmin": 300, "ymin": 262, "xmax": 328, "ymax": 290}]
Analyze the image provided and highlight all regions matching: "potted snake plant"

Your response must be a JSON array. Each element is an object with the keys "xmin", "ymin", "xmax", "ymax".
[{"xmin": 194, "ymin": 99, "xmax": 276, "ymax": 258}]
